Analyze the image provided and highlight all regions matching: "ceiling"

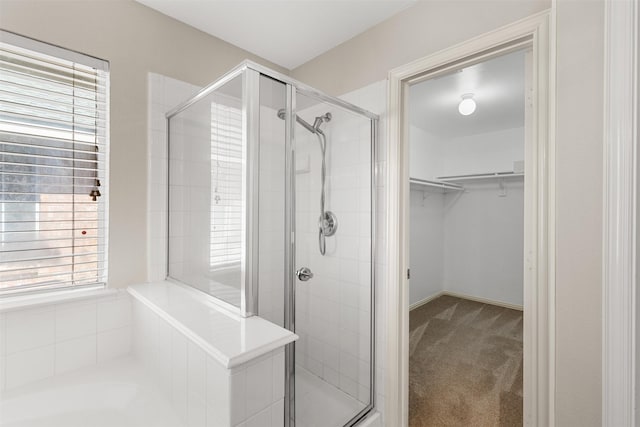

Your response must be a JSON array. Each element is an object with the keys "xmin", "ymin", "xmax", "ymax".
[
  {"xmin": 409, "ymin": 49, "xmax": 526, "ymax": 139},
  {"xmin": 136, "ymin": 0, "xmax": 416, "ymax": 70}
]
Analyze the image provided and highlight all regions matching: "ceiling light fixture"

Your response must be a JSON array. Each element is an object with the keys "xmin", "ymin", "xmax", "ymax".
[{"xmin": 458, "ymin": 93, "xmax": 476, "ymax": 116}]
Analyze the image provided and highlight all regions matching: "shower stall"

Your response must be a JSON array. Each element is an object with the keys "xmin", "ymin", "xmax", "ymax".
[{"xmin": 166, "ymin": 61, "xmax": 377, "ymax": 427}]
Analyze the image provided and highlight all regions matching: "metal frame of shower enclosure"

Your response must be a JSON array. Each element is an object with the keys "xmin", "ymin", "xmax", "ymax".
[{"xmin": 166, "ymin": 60, "xmax": 378, "ymax": 427}]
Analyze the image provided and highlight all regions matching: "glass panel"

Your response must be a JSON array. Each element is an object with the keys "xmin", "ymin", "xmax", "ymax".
[
  {"xmin": 256, "ymin": 74, "xmax": 287, "ymax": 326},
  {"xmin": 294, "ymin": 91, "xmax": 373, "ymax": 426},
  {"xmin": 168, "ymin": 72, "xmax": 245, "ymax": 308}
]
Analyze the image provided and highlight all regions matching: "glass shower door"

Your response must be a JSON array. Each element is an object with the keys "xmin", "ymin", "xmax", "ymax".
[{"xmin": 292, "ymin": 91, "xmax": 374, "ymax": 427}]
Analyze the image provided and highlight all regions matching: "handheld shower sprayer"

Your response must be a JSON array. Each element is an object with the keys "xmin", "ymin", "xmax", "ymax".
[{"xmin": 276, "ymin": 108, "xmax": 337, "ymax": 255}]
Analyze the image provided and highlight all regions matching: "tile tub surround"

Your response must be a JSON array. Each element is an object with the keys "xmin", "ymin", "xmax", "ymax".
[
  {"xmin": 130, "ymin": 280, "xmax": 296, "ymax": 426},
  {"xmin": 0, "ymin": 290, "xmax": 132, "ymax": 393}
]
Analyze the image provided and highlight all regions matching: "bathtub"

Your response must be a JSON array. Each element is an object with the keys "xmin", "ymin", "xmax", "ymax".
[
  {"xmin": 0, "ymin": 281, "xmax": 297, "ymax": 427},
  {"xmin": 1, "ymin": 356, "xmax": 182, "ymax": 427}
]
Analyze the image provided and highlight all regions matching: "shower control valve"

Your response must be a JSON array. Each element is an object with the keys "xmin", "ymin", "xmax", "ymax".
[{"xmin": 296, "ymin": 267, "xmax": 314, "ymax": 282}]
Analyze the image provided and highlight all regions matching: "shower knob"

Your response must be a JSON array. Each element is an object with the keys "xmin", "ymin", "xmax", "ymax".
[{"xmin": 296, "ymin": 267, "xmax": 314, "ymax": 282}]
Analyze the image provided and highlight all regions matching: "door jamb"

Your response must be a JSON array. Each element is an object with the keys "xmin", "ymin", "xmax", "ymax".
[
  {"xmin": 385, "ymin": 10, "xmax": 555, "ymax": 427},
  {"xmin": 602, "ymin": 0, "xmax": 638, "ymax": 425}
]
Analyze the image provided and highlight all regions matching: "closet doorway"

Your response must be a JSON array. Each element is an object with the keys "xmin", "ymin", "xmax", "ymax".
[{"xmin": 407, "ymin": 48, "xmax": 530, "ymax": 426}]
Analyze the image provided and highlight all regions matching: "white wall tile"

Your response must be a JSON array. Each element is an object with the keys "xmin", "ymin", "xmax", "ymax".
[
  {"xmin": 339, "ymin": 374, "xmax": 358, "ymax": 397},
  {"xmin": 244, "ymin": 406, "xmax": 271, "ymax": 427},
  {"xmin": 156, "ymin": 320, "xmax": 173, "ymax": 397},
  {"xmin": 206, "ymin": 356, "xmax": 232, "ymax": 426},
  {"xmin": 245, "ymin": 354, "xmax": 273, "ymax": 418},
  {"xmin": 55, "ymin": 335, "xmax": 96, "ymax": 374},
  {"xmin": 5, "ymin": 307, "xmax": 55, "ymax": 354},
  {"xmin": 0, "ymin": 313, "xmax": 6, "ymax": 356},
  {"xmin": 188, "ymin": 394, "xmax": 207, "ymax": 427},
  {"xmin": 270, "ymin": 399, "xmax": 284, "ymax": 427},
  {"xmin": 272, "ymin": 350, "xmax": 284, "ymax": 400},
  {"xmin": 55, "ymin": 301, "xmax": 97, "ymax": 341},
  {"xmin": 172, "ymin": 329, "xmax": 189, "ymax": 422},
  {"xmin": 5, "ymin": 344, "xmax": 54, "ymax": 389},
  {"xmin": 188, "ymin": 342, "xmax": 207, "ymax": 401},
  {"xmin": 97, "ymin": 297, "xmax": 132, "ymax": 332},
  {"xmin": 97, "ymin": 326, "xmax": 131, "ymax": 363},
  {"xmin": 0, "ymin": 356, "xmax": 5, "ymax": 393},
  {"xmin": 228, "ymin": 369, "xmax": 246, "ymax": 425}
]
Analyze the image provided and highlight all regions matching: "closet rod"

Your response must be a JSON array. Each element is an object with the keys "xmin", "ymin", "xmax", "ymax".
[
  {"xmin": 409, "ymin": 177, "xmax": 464, "ymax": 191},
  {"xmin": 437, "ymin": 171, "xmax": 524, "ymax": 182}
]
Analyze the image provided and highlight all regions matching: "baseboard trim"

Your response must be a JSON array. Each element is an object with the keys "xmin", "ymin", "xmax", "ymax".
[
  {"xmin": 410, "ymin": 291, "xmax": 523, "ymax": 312},
  {"xmin": 409, "ymin": 291, "xmax": 445, "ymax": 311}
]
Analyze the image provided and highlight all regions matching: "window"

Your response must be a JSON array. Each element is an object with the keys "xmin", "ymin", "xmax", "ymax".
[
  {"xmin": 210, "ymin": 101, "xmax": 242, "ymax": 270},
  {"xmin": 0, "ymin": 31, "xmax": 109, "ymax": 296}
]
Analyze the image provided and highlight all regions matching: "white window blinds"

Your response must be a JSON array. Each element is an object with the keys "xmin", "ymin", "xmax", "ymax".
[
  {"xmin": 0, "ymin": 32, "xmax": 109, "ymax": 295},
  {"xmin": 210, "ymin": 102, "xmax": 242, "ymax": 269}
]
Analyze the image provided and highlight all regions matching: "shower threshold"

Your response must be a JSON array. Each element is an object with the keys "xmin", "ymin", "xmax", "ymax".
[{"xmin": 295, "ymin": 367, "xmax": 366, "ymax": 427}]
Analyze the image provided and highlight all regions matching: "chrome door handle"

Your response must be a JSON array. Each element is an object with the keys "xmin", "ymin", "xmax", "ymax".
[{"xmin": 296, "ymin": 267, "xmax": 314, "ymax": 281}]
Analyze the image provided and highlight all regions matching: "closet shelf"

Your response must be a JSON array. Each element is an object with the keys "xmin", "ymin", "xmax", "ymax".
[
  {"xmin": 409, "ymin": 177, "xmax": 464, "ymax": 192},
  {"xmin": 436, "ymin": 171, "xmax": 524, "ymax": 183}
]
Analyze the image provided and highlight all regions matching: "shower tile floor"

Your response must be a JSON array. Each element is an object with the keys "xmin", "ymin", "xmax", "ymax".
[{"xmin": 295, "ymin": 367, "xmax": 366, "ymax": 427}]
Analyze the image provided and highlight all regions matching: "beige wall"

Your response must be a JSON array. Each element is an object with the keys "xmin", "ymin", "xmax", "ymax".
[
  {"xmin": 291, "ymin": 0, "xmax": 550, "ymax": 96},
  {"xmin": 291, "ymin": 0, "xmax": 604, "ymax": 424},
  {"xmin": 554, "ymin": 1, "xmax": 603, "ymax": 424},
  {"xmin": 0, "ymin": 0, "xmax": 287, "ymax": 288}
]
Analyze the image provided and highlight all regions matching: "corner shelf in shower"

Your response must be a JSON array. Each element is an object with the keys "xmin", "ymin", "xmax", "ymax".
[{"xmin": 409, "ymin": 177, "xmax": 464, "ymax": 193}]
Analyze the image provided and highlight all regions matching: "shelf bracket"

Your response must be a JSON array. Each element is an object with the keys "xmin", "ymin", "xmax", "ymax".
[{"xmin": 498, "ymin": 178, "xmax": 507, "ymax": 197}]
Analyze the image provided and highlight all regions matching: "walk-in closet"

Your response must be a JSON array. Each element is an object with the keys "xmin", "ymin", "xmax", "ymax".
[{"xmin": 408, "ymin": 49, "xmax": 528, "ymax": 426}]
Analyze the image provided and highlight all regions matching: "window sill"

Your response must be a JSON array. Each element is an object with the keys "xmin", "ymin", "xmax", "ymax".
[{"xmin": 0, "ymin": 286, "xmax": 117, "ymax": 313}]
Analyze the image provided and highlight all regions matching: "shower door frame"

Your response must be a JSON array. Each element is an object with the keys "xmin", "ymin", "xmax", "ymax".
[
  {"xmin": 284, "ymin": 84, "xmax": 378, "ymax": 427},
  {"xmin": 245, "ymin": 61, "xmax": 379, "ymax": 427},
  {"xmin": 167, "ymin": 60, "xmax": 379, "ymax": 426},
  {"xmin": 244, "ymin": 61, "xmax": 379, "ymax": 427}
]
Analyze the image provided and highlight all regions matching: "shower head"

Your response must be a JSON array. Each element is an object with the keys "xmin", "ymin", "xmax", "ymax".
[
  {"xmin": 313, "ymin": 112, "xmax": 332, "ymax": 130},
  {"xmin": 276, "ymin": 109, "xmax": 331, "ymax": 135}
]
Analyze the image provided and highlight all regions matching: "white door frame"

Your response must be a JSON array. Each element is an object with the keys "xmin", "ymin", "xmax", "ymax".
[
  {"xmin": 384, "ymin": 11, "xmax": 555, "ymax": 427},
  {"xmin": 602, "ymin": 0, "xmax": 638, "ymax": 425}
]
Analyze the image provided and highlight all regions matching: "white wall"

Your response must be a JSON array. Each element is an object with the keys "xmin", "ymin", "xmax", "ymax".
[
  {"xmin": 409, "ymin": 123, "xmax": 524, "ymax": 308},
  {"xmin": 443, "ymin": 181, "xmax": 524, "ymax": 306},
  {"xmin": 409, "ymin": 182, "xmax": 524, "ymax": 309},
  {"xmin": 408, "ymin": 126, "xmax": 443, "ymax": 180},
  {"xmin": 409, "ymin": 126, "xmax": 525, "ymax": 180},
  {"xmin": 440, "ymin": 127, "xmax": 524, "ymax": 177},
  {"xmin": 408, "ymin": 190, "xmax": 444, "ymax": 306}
]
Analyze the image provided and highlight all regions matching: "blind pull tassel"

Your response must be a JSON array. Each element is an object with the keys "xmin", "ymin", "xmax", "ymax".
[{"xmin": 90, "ymin": 179, "xmax": 101, "ymax": 201}]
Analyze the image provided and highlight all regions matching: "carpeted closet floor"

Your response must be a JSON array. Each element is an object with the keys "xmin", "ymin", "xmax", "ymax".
[{"xmin": 409, "ymin": 295, "xmax": 523, "ymax": 427}]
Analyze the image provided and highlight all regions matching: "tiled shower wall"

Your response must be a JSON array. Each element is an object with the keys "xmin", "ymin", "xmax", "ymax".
[
  {"xmin": 339, "ymin": 80, "xmax": 388, "ymax": 422},
  {"xmin": 294, "ymin": 101, "xmax": 374, "ymax": 404},
  {"xmin": 147, "ymin": 73, "xmax": 285, "ymax": 324},
  {"xmin": 147, "ymin": 73, "xmax": 201, "ymax": 282}
]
